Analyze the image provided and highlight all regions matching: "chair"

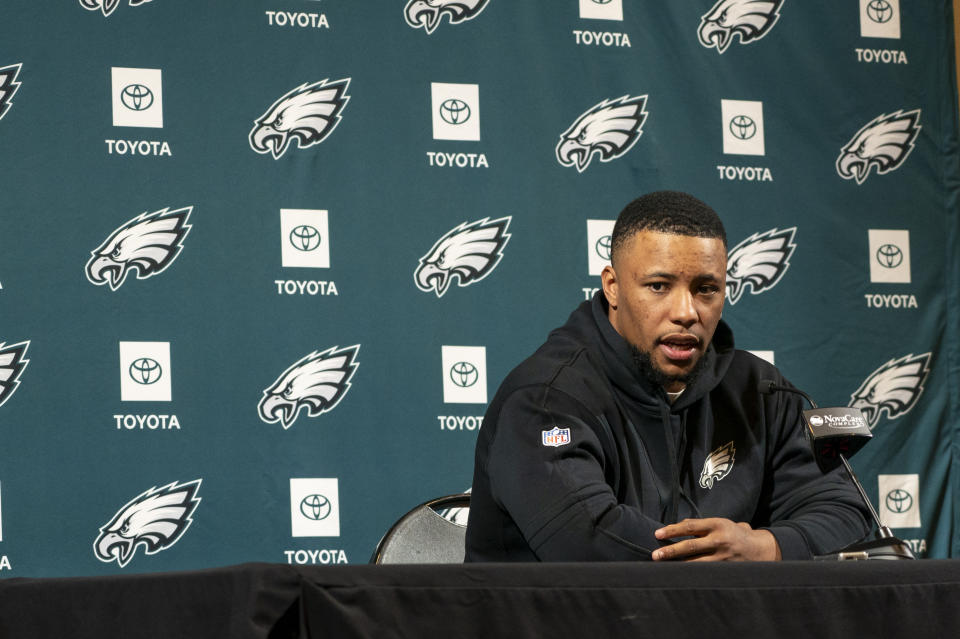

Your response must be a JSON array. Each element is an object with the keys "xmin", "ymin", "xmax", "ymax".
[{"xmin": 370, "ymin": 493, "xmax": 471, "ymax": 564}]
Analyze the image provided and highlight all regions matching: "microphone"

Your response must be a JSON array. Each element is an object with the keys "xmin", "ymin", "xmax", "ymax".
[
  {"xmin": 757, "ymin": 381, "xmax": 871, "ymax": 473},
  {"xmin": 758, "ymin": 380, "xmax": 914, "ymax": 560}
]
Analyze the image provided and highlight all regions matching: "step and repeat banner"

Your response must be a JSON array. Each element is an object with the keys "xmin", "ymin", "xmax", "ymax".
[{"xmin": 0, "ymin": 1, "xmax": 958, "ymax": 576}]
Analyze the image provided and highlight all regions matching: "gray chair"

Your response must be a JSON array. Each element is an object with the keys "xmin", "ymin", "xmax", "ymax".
[{"xmin": 370, "ymin": 493, "xmax": 471, "ymax": 564}]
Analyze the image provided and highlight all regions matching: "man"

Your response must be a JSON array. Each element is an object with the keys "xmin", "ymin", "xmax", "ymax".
[{"xmin": 465, "ymin": 191, "xmax": 870, "ymax": 561}]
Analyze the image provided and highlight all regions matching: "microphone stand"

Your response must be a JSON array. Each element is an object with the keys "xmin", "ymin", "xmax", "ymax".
[
  {"xmin": 818, "ymin": 455, "xmax": 915, "ymax": 560},
  {"xmin": 758, "ymin": 380, "xmax": 915, "ymax": 560}
]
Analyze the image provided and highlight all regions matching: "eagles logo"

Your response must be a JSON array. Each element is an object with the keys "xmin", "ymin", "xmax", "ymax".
[
  {"xmin": 79, "ymin": 0, "xmax": 153, "ymax": 17},
  {"xmin": 850, "ymin": 353, "xmax": 931, "ymax": 429},
  {"xmin": 414, "ymin": 217, "xmax": 511, "ymax": 297},
  {"xmin": 836, "ymin": 110, "xmax": 921, "ymax": 185},
  {"xmin": 249, "ymin": 78, "xmax": 350, "ymax": 160},
  {"xmin": 556, "ymin": 95, "xmax": 648, "ymax": 172},
  {"xmin": 699, "ymin": 441, "xmax": 735, "ymax": 489},
  {"xmin": 86, "ymin": 207, "xmax": 192, "ymax": 291},
  {"xmin": 259, "ymin": 345, "xmax": 360, "ymax": 429},
  {"xmin": 0, "ymin": 63, "xmax": 22, "ymax": 122},
  {"xmin": 404, "ymin": 0, "xmax": 489, "ymax": 34},
  {"xmin": 698, "ymin": 0, "xmax": 784, "ymax": 53},
  {"xmin": 94, "ymin": 479, "xmax": 201, "ymax": 567},
  {"xmin": 725, "ymin": 227, "xmax": 796, "ymax": 305},
  {"xmin": 0, "ymin": 340, "xmax": 30, "ymax": 409}
]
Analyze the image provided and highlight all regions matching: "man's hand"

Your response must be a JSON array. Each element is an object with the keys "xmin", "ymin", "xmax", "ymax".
[{"xmin": 651, "ymin": 518, "xmax": 781, "ymax": 561}]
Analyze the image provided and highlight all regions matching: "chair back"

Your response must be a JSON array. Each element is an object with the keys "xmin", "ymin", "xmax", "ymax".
[{"xmin": 370, "ymin": 494, "xmax": 471, "ymax": 564}]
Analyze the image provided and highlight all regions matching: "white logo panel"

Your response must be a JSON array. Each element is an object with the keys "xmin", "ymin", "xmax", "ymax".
[
  {"xmin": 878, "ymin": 473, "xmax": 920, "ymax": 528},
  {"xmin": 579, "ymin": 0, "xmax": 623, "ymax": 21},
  {"xmin": 291, "ymin": 478, "xmax": 340, "ymax": 537},
  {"xmin": 721, "ymin": 99, "xmax": 765, "ymax": 156},
  {"xmin": 431, "ymin": 83, "xmax": 480, "ymax": 141},
  {"xmin": 587, "ymin": 219, "xmax": 615, "ymax": 276},
  {"xmin": 868, "ymin": 230, "xmax": 910, "ymax": 283},
  {"xmin": 119, "ymin": 341, "xmax": 171, "ymax": 402},
  {"xmin": 747, "ymin": 350, "xmax": 775, "ymax": 365},
  {"xmin": 442, "ymin": 345, "xmax": 487, "ymax": 404},
  {"xmin": 111, "ymin": 67, "xmax": 163, "ymax": 128},
  {"xmin": 860, "ymin": 0, "xmax": 900, "ymax": 39},
  {"xmin": 281, "ymin": 209, "xmax": 330, "ymax": 268}
]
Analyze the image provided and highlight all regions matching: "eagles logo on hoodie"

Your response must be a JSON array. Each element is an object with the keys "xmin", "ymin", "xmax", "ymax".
[{"xmin": 700, "ymin": 441, "xmax": 736, "ymax": 489}]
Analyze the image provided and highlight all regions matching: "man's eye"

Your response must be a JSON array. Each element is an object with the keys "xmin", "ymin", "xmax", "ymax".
[
  {"xmin": 648, "ymin": 282, "xmax": 667, "ymax": 292},
  {"xmin": 699, "ymin": 285, "xmax": 719, "ymax": 295}
]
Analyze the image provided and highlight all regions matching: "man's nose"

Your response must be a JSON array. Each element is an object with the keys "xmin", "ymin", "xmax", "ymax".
[{"xmin": 670, "ymin": 290, "xmax": 698, "ymax": 327}]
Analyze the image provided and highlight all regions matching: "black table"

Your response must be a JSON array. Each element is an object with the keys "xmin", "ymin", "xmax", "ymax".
[{"xmin": 1, "ymin": 561, "xmax": 958, "ymax": 638}]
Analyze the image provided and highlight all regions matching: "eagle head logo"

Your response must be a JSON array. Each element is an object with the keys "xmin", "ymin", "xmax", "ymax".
[
  {"xmin": 79, "ymin": 0, "xmax": 153, "ymax": 18},
  {"xmin": 836, "ymin": 110, "xmax": 921, "ymax": 185},
  {"xmin": 86, "ymin": 207, "xmax": 192, "ymax": 291},
  {"xmin": 414, "ymin": 217, "xmax": 511, "ymax": 297},
  {"xmin": 404, "ymin": 0, "xmax": 489, "ymax": 34},
  {"xmin": 0, "ymin": 63, "xmax": 22, "ymax": 122},
  {"xmin": 556, "ymin": 95, "xmax": 648, "ymax": 172},
  {"xmin": 259, "ymin": 345, "xmax": 360, "ymax": 429},
  {"xmin": 0, "ymin": 340, "xmax": 30, "ymax": 409},
  {"xmin": 850, "ymin": 353, "xmax": 931, "ymax": 429},
  {"xmin": 249, "ymin": 78, "xmax": 350, "ymax": 160},
  {"xmin": 699, "ymin": 441, "xmax": 736, "ymax": 489},
  {"xmin": 94, "ymin": 479, "xmax": 201, "ymax": 567},
  {"xmin": 725, "ymin": 227, "xmax": 796, "ymax": 305},
  {"xmin": 698, "ymin": 0, "xmax": 784, "ymax": 53}
]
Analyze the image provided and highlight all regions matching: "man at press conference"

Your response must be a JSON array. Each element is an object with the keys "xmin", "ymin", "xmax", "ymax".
[{"xmin": 465, "ymin": 191, "xmax": 871, "ymax": 562}]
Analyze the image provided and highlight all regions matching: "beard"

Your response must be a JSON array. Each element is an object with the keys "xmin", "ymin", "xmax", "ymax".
[{"xmin": 629, "ymin": 343, "xmax": 709, "ymax": 391}]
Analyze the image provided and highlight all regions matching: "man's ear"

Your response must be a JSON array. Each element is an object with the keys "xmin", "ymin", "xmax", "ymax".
[{"xmin": 601, "ymin": 265, "xmax": 618, "ymax": 310}]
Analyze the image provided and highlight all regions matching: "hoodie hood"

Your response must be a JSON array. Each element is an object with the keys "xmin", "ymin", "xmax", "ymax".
[{"xmin": 552, "ymin": 292, "xmax": 735, "ymax": 411}]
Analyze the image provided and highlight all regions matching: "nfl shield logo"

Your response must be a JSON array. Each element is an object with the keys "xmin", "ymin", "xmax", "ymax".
[{"xmin": 542, "ymin": 427, "xmax": 571, "ymax": 447}]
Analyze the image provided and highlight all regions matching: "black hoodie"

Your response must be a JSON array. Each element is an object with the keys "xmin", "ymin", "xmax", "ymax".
[{"xmin": 465, "ymin": 293, "xmax": 870, "ymax": 561}]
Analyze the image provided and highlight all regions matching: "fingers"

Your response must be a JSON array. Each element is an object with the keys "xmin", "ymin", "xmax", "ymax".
[
  {"xmin": 651, "ymin": 537, "xmax": 713, "ymax": 561},
  {"xmin": 650, "ymin": 518, "xmax": 781, "ymax": 561},
  {"xmin": 654, "ymin": 517, "xmax": 722, "ymax": 541}
]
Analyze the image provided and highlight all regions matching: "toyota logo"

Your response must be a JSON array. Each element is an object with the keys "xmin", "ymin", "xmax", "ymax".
[
  {"xmin": 120, "ymin": 84, "xmax": 154, "ymax": 111},
  {"xmin": 729, "ymin": 115, "xmax": 756, "ymax": 140},
  {"xmin": 300, "ymin": 494, "xmax": 332, "ymax": 520},
  {"xmin": 449, "ymin": 361, "xmax": 479, "ymax": 387},
  {"xmin": 129, "ymin": 357, "xmax": 162, "ymax": 385},
  {"xmin": 875, "ymin": 244, "xmax": 903, "ymax": 269}
]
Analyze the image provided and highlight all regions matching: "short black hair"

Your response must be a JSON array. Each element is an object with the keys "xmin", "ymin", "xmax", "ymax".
[{"xmin": 610, "ymin": 191, "xmax": 727, "ymax": 265}]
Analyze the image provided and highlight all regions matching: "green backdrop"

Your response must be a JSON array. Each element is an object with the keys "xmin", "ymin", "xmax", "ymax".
[{"xmin": 0, "ymin": 0, "xmax": 957, "ymax": 576}]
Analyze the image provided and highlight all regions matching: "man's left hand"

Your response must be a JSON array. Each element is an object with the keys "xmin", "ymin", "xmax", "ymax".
[{"xmin": 651, "ymin": 518, "xmax": 781, "ymax": 561}]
